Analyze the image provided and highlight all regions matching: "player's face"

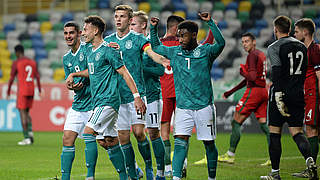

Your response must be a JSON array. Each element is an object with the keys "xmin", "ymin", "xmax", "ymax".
[
  {"xmin": 294, "ymin": 26, "xmax": 305, "ymax": 42},
  {"xmin": 64, "ymin": 26, "xmax": 80, "ymax": 47},
  {"xmin": 177, "ymin": 28, "xmax": 193, "ymax": 50},
  {"xmin": 130, "ymin": 16, "xmax": 144, "ymax": 34},
  {"xmin": 82, "ymin": 23, "xmax": 96, "ymax": 43},
  {"xmin": 114, "ymin": 10, "xmax": 132, "ymax": 32},
  {"xmin": 241, "ymin": 36, "xmax": 255, "ymax": 52}
]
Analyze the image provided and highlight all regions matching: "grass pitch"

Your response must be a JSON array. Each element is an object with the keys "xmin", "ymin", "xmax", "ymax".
[{"xmin": 0, "ymin": 132, "xmax": 313, "ymax": 180}]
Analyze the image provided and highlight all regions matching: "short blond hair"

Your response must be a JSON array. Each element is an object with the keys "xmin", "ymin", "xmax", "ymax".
[
  {"xmin": 114, "ymin": 4, "xmax": 133, "ymax": 19},
  {"xmin": 133, "ymin": 10, "xmax": 148, "ymax": 29}
]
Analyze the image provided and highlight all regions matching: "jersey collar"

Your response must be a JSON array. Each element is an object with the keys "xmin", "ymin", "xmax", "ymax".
[{"xmin": 116, "ymin": 30, "xmax": 132, "ymax": 40}]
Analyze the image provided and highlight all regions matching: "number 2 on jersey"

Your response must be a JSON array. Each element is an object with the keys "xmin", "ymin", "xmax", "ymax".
[
  {"xmin": 25, "ymin": 65, "xmax": 33, "ymax": 82},
  {"xmin": 288, "ymin": 51, "xmax": 303, "ymax": 75}
]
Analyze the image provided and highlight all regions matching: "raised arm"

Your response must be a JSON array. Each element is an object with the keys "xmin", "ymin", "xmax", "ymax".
[{"xmin": 223, "ymin": 79, "xmax": 246, "ymax": 99}]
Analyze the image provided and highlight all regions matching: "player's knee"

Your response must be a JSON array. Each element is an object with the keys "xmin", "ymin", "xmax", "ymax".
[
  {"xmin": 133, "ymin": 131, "xmax": 145, "ymax": 141},
  {"xmin": 97, "ymin": 139, "xmax": 108, "ymax": 150},
  {"xmin": 62, "ymin": 134, "xmax": 75, "ymax": 146},
  {"xmin": 203, "ymin": 140, "xmax": 215, "ymax": 146}
]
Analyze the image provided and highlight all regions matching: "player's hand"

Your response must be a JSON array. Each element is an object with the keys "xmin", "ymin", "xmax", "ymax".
[
  {"xmin": 240, "ymin": 64, "xmax": 247, "ymax": 77},
  {"xmin": 150, "ymin": 17, "xmax": 160, "ymax": 26},
  {"xmin": 72, "ymin": 82, "xmax": 83, "ymax": 90},
  {"xmin": 6, "ymin": 93, "xmax": 10, "ymax": 100},
  {"xmin": 134, "ymin": 97, "xmax": 146, "ymax": 115},
  {"xmin": 66, "ymin": 74, "xmax": 74, "ymax": 89},
  {"xmin": 161, "ymin": 57, "xmax": 170, "ymax": 68},
  {"xmin": 275, "ymin": 92, "xmax": 290, "ymax": 117},
  {"xmin": 108, "ymin": 42, "xmax": 120, "ymax": 50},
  {"xmin": 222, "ymin": 93, "xmax": 227, "ymax": 100},
  {"xmin": 198, "ymin": 12, "xmax": 211, "ymax": 22}
]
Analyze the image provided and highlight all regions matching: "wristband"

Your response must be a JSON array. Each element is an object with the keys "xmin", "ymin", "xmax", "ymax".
[{"xmin": 133, "ymin": 93, "xmax": 140, "ymax": 98}]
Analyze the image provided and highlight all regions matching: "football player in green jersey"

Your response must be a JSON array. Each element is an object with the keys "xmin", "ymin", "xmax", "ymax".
[
  {"xmin": 60, "ymin": 21, "xmax": 95, "ymax": 180},
  {"xmin": 66, "ymin": 15, "xmax": 146, "ymax": 180},
  {"xmin": 149, "ymin": 12, "xmax": 225, "ymax": 180},
  {"xmin": 103, "ymin": 5, "xmax": 169, "ymax": 180},
  {"xmin": 130, "ymin": 11, "xmax": 166, "ymax": 180}
]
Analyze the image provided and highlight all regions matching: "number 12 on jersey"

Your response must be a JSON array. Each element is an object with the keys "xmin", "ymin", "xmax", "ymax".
[{"xmin": 288, "ymin": 51, "xmax": 303, "ymax": 75}]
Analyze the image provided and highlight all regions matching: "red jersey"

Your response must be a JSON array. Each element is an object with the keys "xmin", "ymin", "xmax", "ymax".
[
  {"xmin": 241, "ymin": 49, "xmax": 267, "ymax": 88},
  {"xmin": 305, "ymin": 41, "xmax": 320, "ymax": 86},
  {"xmin": 159, "ymin": 36, "xmax": 180, "ymax": 98},
  {"xmin": 8, "ymin": 56, "xmax": 41, "ymax": 96}
]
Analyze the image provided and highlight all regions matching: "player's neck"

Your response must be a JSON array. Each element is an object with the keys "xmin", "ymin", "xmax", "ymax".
[
  {"xmin": 117, "ymin": 28, "xmax": 130, "ymax": 38},
  {"xmin": 277, "ymin": 33, "xmax": 289, "ymax": 39},
  {"xmin": 92, "ymin": 36, "xmax": 103, "ymax": 50},
  {"xmin": 71, "ymin": 41, "xmax": 80, "ymax": 53},
  {"xmin": 304, "ymin": 37, "xmax": 313, "ymax": 48}
]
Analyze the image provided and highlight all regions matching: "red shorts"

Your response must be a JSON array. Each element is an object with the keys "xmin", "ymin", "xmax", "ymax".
[
  {"xmin": 235, "ymin": 87, "xmax": 268, "ymax": 118},
  {"xmin": 161, "ymin": 97, "xmax": 176, "ymax": 123},
  {"xmin": 17, "ymin": 95, "xmax": 34, "ymax": 109},
  {"xmin": 304, "ymin": 86, "xmax": 319, "ymax": 126}
]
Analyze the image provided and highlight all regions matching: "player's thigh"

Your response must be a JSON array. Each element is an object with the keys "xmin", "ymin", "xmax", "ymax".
[
  {"xmin": 173, "ymin": 108, "xmax": 194, "ymax": 137},
  {"xmin": 146, "ymin": 99, "xmax": 162, "ymax": 129},
  {"xmin": 254, "ymin": 88, "xmax": 268, "ymax": 119},
  {"xmin": 304, "ymin": 90, "xmax": 320, "ymax": 127},
  {"xmin": 64, "ymin": 108, "xmax": 91, "ymax": 137},
  {"xmin": 267, "ymin": 94, "xmax": 285, "ymax": 127},
  {"xmin": 17, "ymin": 95, "xmax": 33, "ymax": 109},
  {"xmin": 236, "ymin": 88, "xmax": 258, "ymax": 118},
  {"xmin": 161, "ymin": 97, "xmax": 175, "ymax": 123},
  {"xmin": 194, "ymin": 104, "xmax": 216, "ymax": 141},
  {"xmin": 117, "ymin": 103, "xmax": 132, "ymax": 130},
  {"xmin": 286, "ymin": 103, "xmax": 304, "ymax": 127},
  {"xmin": 87, "ymin": 106, "xmax": 118, "ymax": 137}
]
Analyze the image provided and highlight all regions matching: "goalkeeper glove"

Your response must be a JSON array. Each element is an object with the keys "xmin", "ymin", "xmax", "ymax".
[{"xmin": 274, "ymin": 92, "xmax": 290, "ymax": 117}]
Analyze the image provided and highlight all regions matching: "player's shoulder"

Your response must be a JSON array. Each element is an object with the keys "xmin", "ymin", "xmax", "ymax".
[
  {"xmin": 309, "ymin": 41, "xmax": 320, "ymax": 51},
  {"xmin": 63, "ymin": 49, "xmax": 72, "ymax": 57},
  {"xmin": 104, "ymin": 33, "xmax": 116, "ymax": 40}
]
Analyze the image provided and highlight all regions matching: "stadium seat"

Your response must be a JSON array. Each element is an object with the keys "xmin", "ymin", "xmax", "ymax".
[
  {"xmin": 212, "ymin": 10, "xmax": 224, "ymax": 22},
  {"xmin": 43, "ymin": 31, "xmax": 55, "ymax": 43},
  {"xmin": 7, "ymin": 39, "xmax": 19, "ymax": 52},
  {"xmin": 0, "ymin": 40, "xmax": 7, "ymax": 49},
  {"xmin": 238, "ymin": 1, "xmax": 252, "ymax": 12},
  {"xmin": 138, "ymin": 2, "xmax": 151, "ymax": 13},
  {"xmin": 0, "ymin": 49, "xmax": 10, "ymax": 59},
  {"xmin": 37, "ymin": 12, "xmax": 50, "ymax": 23},
  {"xmin": 197, "ymin": 28, "xmax": 206, "ymax": 42},
  {"xmin": 4, "ymin": 23, "xmax": 15, "ymax": 34},
  {"xmin": 89, "ymin": 0, "xmax": 98, "ymax": 9},
  {"xmin": 52, "ymin": 22, "xmax": 64, "ymax": 32},
  {"xmin": 6, "ymin": 30, "xmax": 20, "ymax": 40},
  {"xmin": 290, "ymin": 8, "xmax": 303, "ymax": 21},
  {"xmin": 35, "ymin": 48, "xmax": 48, "ymax": 61},
  {"xmin": 221, "ymin": 0, "xmax": 233, "ymax": 6},
  {"xmin": 173, "ymin": 2, "xmax": 187, "ymax": 12},
  {"xmin": 199, "ymin": 1, "xmax": 213, "ymax": 12},
  {"xmin": 32, "ymin": 39, "xmax": 45, "ymax": 49},
  {"xmin": 304, "ymin": 9, "xmax": 317, "ymax": 18},
  {"xmin": 53, "ymin": 68, "xmax": 65, "ymax": 82},
  {"xmin": 213, "ymin": 2, "xmax": 225, "ymax": 11},
  {"xmin": 50, "ymin": 61, "xmax": 63, "ymax": 71},
  {"xmin": 248, "ymin": 28, "xmax": 260, "ymax": 37},
  {"xmin": 173, "ymin": 11, "xmax": 186, "ymax": 19},
  {"xmin": 211, "ymin": 67, "xmax": 224, "ymax": 80},
  {"xmin": 225, "ymin": 2, "xmax": 238, "ymax": 11},
  {"xmin": 0, "ymin": 32, "xmax": 5, "ymax": 39},
  {"xmin": 21, "ymin": 40, "xmax": 32, "ymax": 49},
  {"xmin": 150, "ymin": 1, "xmax": 162, "ymax": 12},
  {"xmin": 187, "ymin": 11, "xmax": 198, "ymax": 20},
  {"xmin": 238, "ymin": 11, "xmax": 249, "ymax": 23},
  {"xmin": 250, "ymin": 9, "xmax": 264, "ymax": 20},
  {"xmin": 50, "ymin": 12, "xmax": 63, "ymax": 25},
  {"xmin": 225, "ymin": 9, "xmax": 237, "ymax": 20},
  {"xmin": 227, "ymin": 19, "xmax": 241, "ymax": 31},
  {"xmin": 14, "ymin": 13, "xmax": 26, "ymax": 22},
  {"xmin": 40, "ymin": 22, "xmax": 52, "ymax": 34},
  {"xmin": 61, "ymin": 12, "xmax": 74, "ymax": 24},
  {"xmin": 255, "ymin": 19, "xmax": 268, "ymax": 30},
  {"xmin": 218, "ymin": 20, "xmax": 228, "ymax": 30},
  {"xmin": 15, "ymin": 21, "xmax": 28, "ymax": 33},
  {"xmin": 25, "ymin": 14, "xmax": 37, "ymax": 23},
  {"xmin": 98, "ymin": 0, "xmax": 110, "ymax": 9},
  {"xmin": 45, "ymin": 40, "xmax": 57, "ymax": 51},
  {"xmin": 28, "ymin": 22, "xmax": 41, "ymax": 35},
  {"xmin": 31, "ymin": 32, "xmax": 42, "ymax": 41}
]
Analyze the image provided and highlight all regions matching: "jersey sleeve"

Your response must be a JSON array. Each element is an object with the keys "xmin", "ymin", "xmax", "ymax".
[
  {"xmin": 267, "ymin": 44, "xmax": 281, "ymax": 67},
  {"xmin": 206, "ymin": 19, "xmax": 225, "ymax": 61},
  {"xmin": 149, "ymin": 24, "xmax": 170, "ymax": 57},
  {"xmin": 310, "ymin": 45, "xmax": 320, "ymax": 71},
  {"xmin": 244, "ymin": 52, "xmax": 258, "ymax": 81},
  {"xmin": 7, "ymin": 61, "xmax": 17, "ymax": 95},
  {"xmin": 143, "ymin": 56, "xmax": 165, "ymax": 77},
  {"xmin": 108, "ymin": 48, "xmax": 124, "ymax": 70}
]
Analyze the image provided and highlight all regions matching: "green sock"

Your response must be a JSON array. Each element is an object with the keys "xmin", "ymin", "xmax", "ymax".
[
  {"xmin": 107, "ymin": 144, "xmax": 128, "ymax": 180},
  {"xmin": 151, "ymin": 137, "xmax": 165, "ymax": 171},
  {"xmin": 229, "ymin": 120, "xmax": 241, "ymax": 153},
  {"xmin": 172, "ymin": 138, "xmax": 188, "ymax": 178},
  {"xmin": 138, "ymin": 137, "xmax": 152, "ymax": 170},
  {"xmin": 61, "ymin": 146, "xmax": 75, "ymax": 180},
  {"xmin": 260, "ymin": 122, "xmax": 270, "ymax": 145},
  {"xmin": 27, "ymin": 121, "xmax": 32, "ymax": 133},
  {"xmin": 83, "ymin": 134, "xmax": 97, "ymax": 178},
  {"xmin": 121, "ymin": 142, "xmax": 137, "ymax": 179},
  {"xmin": 308, "ymin": 136, "xmax": 319, "ymax": 163},
  {"xmin": 163, "ymin": 140, "xmax": 171, "ymax": 165},
  {"xmin": 204, "ymin": 141, "xmax": 218, "ymax": 178},
  {"xmin": 23, "ymin": 130, "xmax": 29, "ymax": 139}
]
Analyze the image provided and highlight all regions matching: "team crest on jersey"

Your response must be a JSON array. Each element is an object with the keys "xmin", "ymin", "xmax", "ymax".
[
  {"xmin": 193, "ymin": 48, "xmax": 200, "ymax": 57},
  {"xmin": 95, "ymin": 52, "xmax": 101, "ymax": 61},
  {"xmin": 79, "ymin": 52, "xmax": 84, "ymax": 61},
  {"xmin": 125, "ymin": 40, "xmax": 132, "ymax": 49},
  {"xmin": 68, "ymin": 63, "xmax": 72, "ymax": 67}
]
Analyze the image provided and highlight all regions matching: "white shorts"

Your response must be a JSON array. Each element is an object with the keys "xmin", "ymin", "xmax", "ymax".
[
  {"xmin": 117, "ymin": 97, "xmax": 147, "ymax": 131},
  {"xmin": 146, "ymin": 99, "xmax": 163, "ymax": 129},
  {"xmin": 64, "ymin": 108, "xmax": 92, "ymax": 139},
  {"xmin": 86, "ymin": 106, "xmax": 118, "ymax": 139},
  {"xmin": 173, "ymin": 104, "xmax": 216, "ymax": 141}
]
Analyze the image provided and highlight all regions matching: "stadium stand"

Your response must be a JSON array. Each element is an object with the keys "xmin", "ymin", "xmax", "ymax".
[{"xmin": 0, "ymin": 0, "xmax": 319, "ymax": 88}]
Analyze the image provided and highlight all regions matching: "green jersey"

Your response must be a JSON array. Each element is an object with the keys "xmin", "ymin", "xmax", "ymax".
[
  {"xmin": 104, "ymin": 31, "xmax": 148, "ymax": 104},
  {"xmin": 142, "ymin": 36, "xmax": 164, "ymax": 103},
  {"xmin": 150, "ymin": 19, "xmax": 225, "ymax": 110},
  {"xmin": 63, "ymin": 43, "xmax": 92, "ymax": 112},
  {"xmin": 86, "ymin": 41, "xmax": 124, "ymax": 111}
]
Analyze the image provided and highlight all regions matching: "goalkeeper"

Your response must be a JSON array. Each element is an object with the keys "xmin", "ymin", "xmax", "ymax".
[{"xmin": 260, "ymin": 15, "xmax": 318, "ymax": 180}]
